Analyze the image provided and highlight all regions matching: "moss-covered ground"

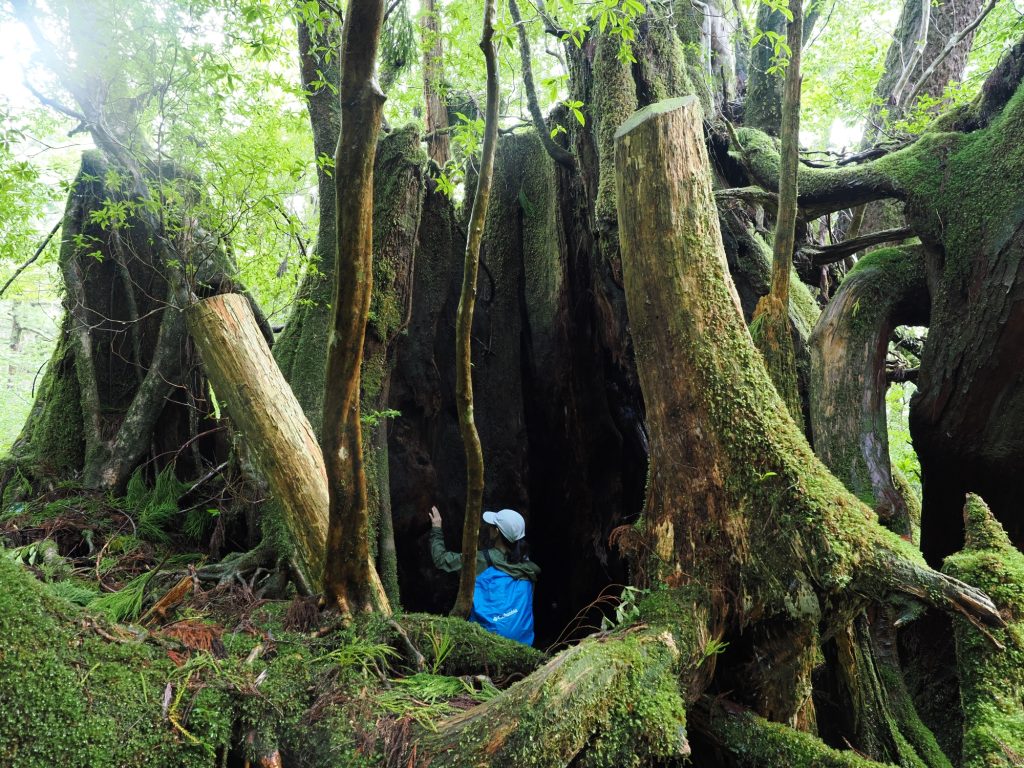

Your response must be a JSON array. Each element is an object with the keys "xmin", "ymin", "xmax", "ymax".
[{"xmin": 0, "ymin": 488, "xmax": 543, "ymax": 767}]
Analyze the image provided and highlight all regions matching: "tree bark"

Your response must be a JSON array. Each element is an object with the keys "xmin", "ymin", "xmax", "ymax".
[
  {"xmin": 451, "ymin": 0, "xmax": 499, "ymax": 619},
  {"xmin": 185, "ymin": 293, "xmax": 329, "ymax": 586},
  {"xmin": 321, "ymin": 0, "xmax": 391, "ymax": 615},
  {"xmin": 751, "ymin": 0, "xmax": 803, "ymax": 423},
  {"xmin": 421, "ymin": 0, "xmax": 450, "ymax": 167},
  {"xmin": 810, "ymin": 246, "xmax": 929, "ymax": 537}
]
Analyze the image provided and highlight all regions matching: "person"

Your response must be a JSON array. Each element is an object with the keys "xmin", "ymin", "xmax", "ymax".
[{"xmin": 428, "ymin": 505, "xmax": 540, "ymax": 645}]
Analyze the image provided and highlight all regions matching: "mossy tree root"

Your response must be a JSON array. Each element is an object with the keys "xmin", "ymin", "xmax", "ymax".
[
  {"xmin": 833, "ymin": 613, "xmax": 953, "ymax": 768},
  {"xmin": 809, "ymin": 245, "xmax": 929, "ymax": 537},
  {"xmin": 412, "ymin": 620, "xmax": 696, "ymax": 768},
  {"xmin": 695, "ymin": 701, "xmax": 899, "ymax": 768}
]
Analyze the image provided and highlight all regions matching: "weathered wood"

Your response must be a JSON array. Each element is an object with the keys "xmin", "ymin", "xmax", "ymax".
[{"xmin": 185, "ymin": 293, "xmax": 328, "ymax": 585}]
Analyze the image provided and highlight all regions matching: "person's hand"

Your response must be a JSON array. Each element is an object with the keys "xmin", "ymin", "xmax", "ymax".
[{"xmin": 428, "ymin": 505, "xmax": 442, "ymax": 528}]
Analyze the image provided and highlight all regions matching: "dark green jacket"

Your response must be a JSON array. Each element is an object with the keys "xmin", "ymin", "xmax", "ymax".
[{"xmin": 429, "ymin": 528, "xmax": 540, "ymax": 582}]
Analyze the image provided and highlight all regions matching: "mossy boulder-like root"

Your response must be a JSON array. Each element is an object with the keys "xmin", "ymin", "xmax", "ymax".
[
  {"xmin": 809, "ymin": 246, "xmax": 928, "ymax": 538},
  {"xmin": 942, "ymin": 494, "xmax": 1024, "ymax": 768},
  {"xmin": 614, "ymin": 96, "xmax": 1000, "ymax": 735},
  {"xmin": 699, "ymin": 702, "xmax": 898, "ymax": 768},
  {"xmin": 412, "ymin": 590, "xmax": 702, "ymax": 768}
]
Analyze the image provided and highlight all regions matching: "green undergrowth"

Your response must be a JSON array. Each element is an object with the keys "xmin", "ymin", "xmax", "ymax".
[{"xmin": 0, "ymin": 552, "xmax": 546, "ymax": 767}]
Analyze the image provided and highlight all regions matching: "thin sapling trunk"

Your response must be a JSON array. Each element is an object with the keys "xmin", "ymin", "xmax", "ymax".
[
  {"xmin": 451, "ymin": 0, "xmax": 499, "ymax": 619},
  {"xmin": 751, "ymin": 0, "xmax": 803, "ymax": 422}
]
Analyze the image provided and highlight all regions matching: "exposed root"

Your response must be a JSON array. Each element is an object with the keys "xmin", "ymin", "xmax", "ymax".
[{"xmin": 694, "ymin": 698, "xmax": 897, "ymax": 767}]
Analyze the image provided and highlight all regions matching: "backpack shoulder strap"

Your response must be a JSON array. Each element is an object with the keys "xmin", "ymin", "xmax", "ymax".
[{"xmin": 482, "ymin": 548, "xmax": 494, "ymax": 568}]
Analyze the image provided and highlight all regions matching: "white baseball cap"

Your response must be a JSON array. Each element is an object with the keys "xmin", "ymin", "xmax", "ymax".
[{"xmin": 482, "ymin": 508, "xmax": 526, "ymax": 542}]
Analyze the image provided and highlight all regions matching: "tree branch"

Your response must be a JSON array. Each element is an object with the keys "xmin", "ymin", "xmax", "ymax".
[
  {"xmin": 803, "ymin": 226, "xmax": 915, "ymax": 266},
  {"xmin": 508, "ymin": 0, "xmax": 575, "ymax": 169},
  {"xmin": 0, "ymin": 219, "xmax": 61, "ymax": 298},
  {"xmin": 890, "ymin": 0, "xmax": 931, "ymax": 108},
  {"xmin": 714, "ymin": 186, "xmax": 779, "ymax": 213},
  {"xmin": 904, "ymin": 0, "xmax": 999, "ymax": 109}
]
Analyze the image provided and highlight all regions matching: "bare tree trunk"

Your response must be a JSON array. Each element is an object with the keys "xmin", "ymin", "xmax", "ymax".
[
  {"xmin": 451, "ymin": 0, "xmax": 499, "ymax": 619},
  {"xmin": 321, "ymin": 0, "xmax": 391, "ymax": 615}
]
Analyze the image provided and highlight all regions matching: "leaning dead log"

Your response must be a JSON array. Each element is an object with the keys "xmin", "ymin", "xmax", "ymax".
[{"xmin": 186, "ymin": 293, "xmax": 328, "ymax": 585}]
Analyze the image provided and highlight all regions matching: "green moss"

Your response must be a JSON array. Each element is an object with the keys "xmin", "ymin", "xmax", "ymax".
[
  {"xmin": 941, "ymin": 495, "xmax": 1024, "ymax": 768},
  {"xmin": 593, "ymin": 34, "xmax": 638, "ymax": 224},
  {"xmin": 0, "ymin": 556, "xmax": 229, "ymax": 767},
  {"xmin": 417, "ymin": 625, "xmax": 690, "ymax": 768},
  {"xmin": 1, "ymin": 318, "xmax": 85, "ymax": 487},
  {"xmin": 364, "ymin": 612, "xmax": 546, "ymax": 679},
  {"xmin": 706, "ymin": 705, "xmax": 899, "ymax": 767}
]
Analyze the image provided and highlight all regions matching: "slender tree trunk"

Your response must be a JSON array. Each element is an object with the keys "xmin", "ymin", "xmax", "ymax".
[
  {"xmin": 451, "ymin": 0, "xmax": 499, "ymax": 619},
  {"xmin": 751, "ymin": 0, "xmax": 803, "ymax": 422},
  {"xmin": 508, "ymin": 0, "xmax": 575, "ymax": 169},
  {"xmin": 321, "ymin": 0, "xmax": 391, "ymax": 615}
]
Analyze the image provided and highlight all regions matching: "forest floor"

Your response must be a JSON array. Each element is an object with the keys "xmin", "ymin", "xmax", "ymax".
[{"xmin": 0, "ymin": 486, "xmax": 544, "ymax": 766}]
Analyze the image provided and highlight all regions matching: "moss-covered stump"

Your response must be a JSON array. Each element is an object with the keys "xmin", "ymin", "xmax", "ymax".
[
  {"xmin": 614, "ymin": 95, "xmax": 1001, "ymax": 731},
  {"xmin": 809, "ymin": 246, "xmax": 928, "ymax": 537},
  {"xmin": 942, "ymin": 494, "xmax": 1024, "ymax": 768}
]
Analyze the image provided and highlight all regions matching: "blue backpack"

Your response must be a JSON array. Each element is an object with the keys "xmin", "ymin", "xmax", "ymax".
[{"xmin": 469, "ymin": 549, "xmax": 535, "ymax": 646}]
